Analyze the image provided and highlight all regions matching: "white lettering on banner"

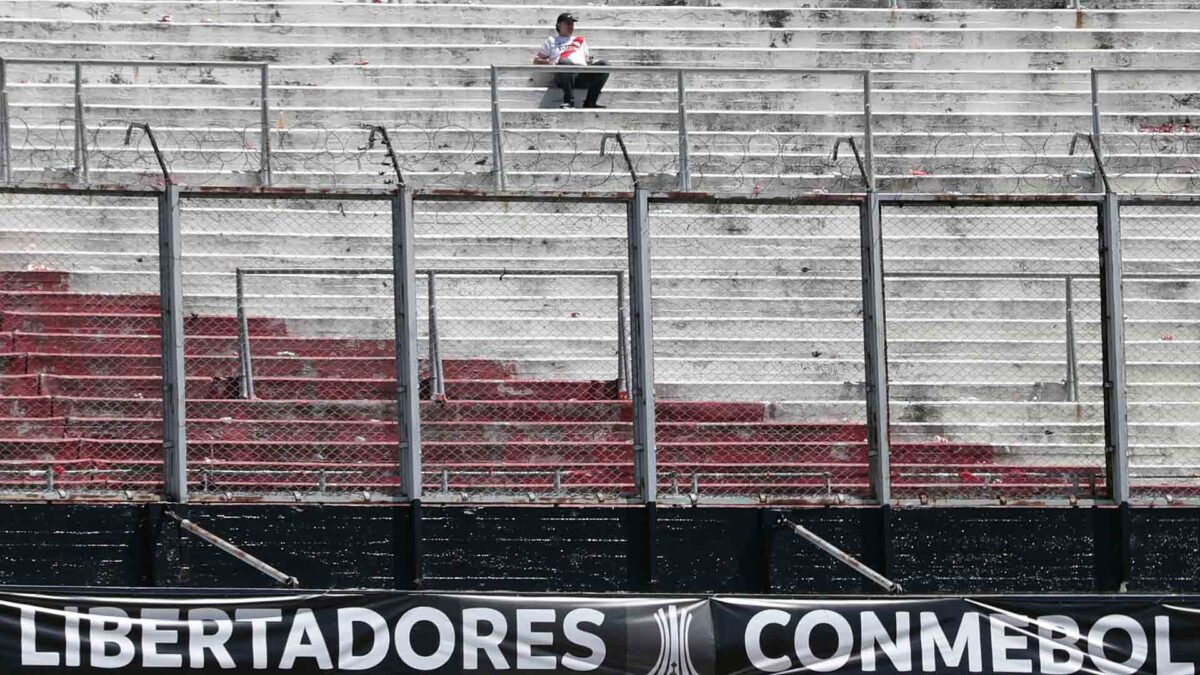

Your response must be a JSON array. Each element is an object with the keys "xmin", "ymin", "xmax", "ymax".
[
  {"xmin": 920, "ymin": 611, "xmax": 982, "ymax": 672},
  {"xmin": 187, "ymin": 608, "xmax": 235, "ymax": 669},
  {"xmin": 1156, "ymin": 616, "xmax": 1194, "ymax": 675},
  {"xmin": 989, "ymin": 614, "xmax": 1031, "ymax": 673},
  {"xmin": 562, "ymin": 608, "xmax": 606, "ymax": 672},
  {"xmin": 89, "ymin": 607, "xmax": 136, "ymax": 669},
  {"xmin": 1088, "ymin": 615, "xmax": 1147, "ymax": 675},
  {"xmin": 21, "ymin": 606, "xmax": 58, "ymax": 666},
  {"xmin": 234, "ymin": 608, "xmax": 283, "ymax": 670},
  {"xmin": 794, "ymin": 610, "xmax": 854, "ymax": 673},
  {"xmin": 279, "ymin": 608, "xmax": 332, "ymax": 670},
  {"xmin": 394, "ymin": 606, "xmax": 454, "ymax": 671},
  {"xmin": 1035, "ymin": 615, "xmax": 1084, "ymax": 675},
  {"xmin": 517, "ymin": 609, "xmax": 558, "ymax": 670},
  {"xmin": 140, "ymin": 608, "xmax": 182, "ymax": 668},
  {"xmin": 745, "ymin": 609, "xmax": 792, "ymax": 673},
  {"xmin": 65, "ymin": 606, "xmax": 81, "ymax": 667},
  {"xmin": 337, "ymin": 608, "xmax": 390, "ymax": 671},
  {"xmin": 463, "ymin": 607, "xmax": 509, "ymax": 670},
  {"xmin": 860, "ymin": 611, "xmax": 911, "ymax": 672}
]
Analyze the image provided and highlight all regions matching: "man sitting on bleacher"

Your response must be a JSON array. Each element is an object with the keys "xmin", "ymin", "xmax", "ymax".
[{"xmin": 533, "ymin": 13, "xmax": 608, "ymax": 109}]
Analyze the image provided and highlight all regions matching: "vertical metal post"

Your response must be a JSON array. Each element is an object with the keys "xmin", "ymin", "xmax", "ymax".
[
  {"xmin": 489, "ymin": 66, "xmax": 506, "ymax": 190},
  {"xmin": 676, "ymin": 70, "xmax": 691, "ymax": 192},
  {"xmin": 259, "ymin": 65, "xmax": 272, "ymax": 187},
  {"xmin": 0, "ymin": 57, "xmax": 10, "ymax": 184},
  {"xmin": 1100, "ymin": 193, "xmax": 1130, "ymax": 503},
  {"xmin": 425, "ymin": 270, "xmax": 445, "ymax": 399},
  {"xmin": 862, "ymin": 71, "xmax": 877, "ymax": 192},
  {"xmin": 158, "ymin": 184, "xmax": 187, "ymax": 502},
  {"xmin": 73, "ymin": 62, "xmax": 88, "ymax": 184},
  {"xmin": 1065, "ymin": 275, "xmax": 1079, "ymax": 403},
  {"xmin": 861, "ymin": 192, "xmax": 891, "ymax": 504},
  {"xmin": 392, "ymin": 189, "xmax": 422, "ymax": 502},
  {"xmin": 616, "ymin": 272, "xmax": 629, "ymax": 398},
  {"xmin": 235, "ymin": 270, "xmax": 255, "ymax": 399},
  {"xmin": 627, "ymin": 190, "xmax": 657, "ymax": 502},
  {"xmin": 1090, "ymin": 69, "xmax": 1106, "ymax": 195}
]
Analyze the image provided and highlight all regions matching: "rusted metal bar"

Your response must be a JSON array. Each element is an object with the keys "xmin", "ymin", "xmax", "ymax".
[
  {"xmin": 167, "ymin": 512, "xmax": 298, "ymax": 587},
  {"xmin": 778, "ymin": 515, "xmax": 903, "ymax": 593}
]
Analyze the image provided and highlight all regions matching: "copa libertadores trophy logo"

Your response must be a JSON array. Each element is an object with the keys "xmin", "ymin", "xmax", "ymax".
[{"xmin": 649, "ymin": 605, "xmax": 701, "ymax": 675}]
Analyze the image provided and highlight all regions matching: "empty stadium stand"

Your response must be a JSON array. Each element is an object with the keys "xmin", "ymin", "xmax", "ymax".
[{"xmin": 0, "ymin": 0, "xmax": 1196, "ymax": 503}]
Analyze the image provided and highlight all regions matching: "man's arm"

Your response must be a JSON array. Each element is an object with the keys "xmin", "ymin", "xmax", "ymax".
[{"xmin": 533, "ymin": 37, "xmax": 554, "ymax": 65}]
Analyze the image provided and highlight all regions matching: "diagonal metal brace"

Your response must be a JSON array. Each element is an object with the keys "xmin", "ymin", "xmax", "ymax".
[
  {"xmin": 359, "ymin": 124, "xmax": 405, "ymax": 187},
  {"xmin": 1069, "ymin": 131, "xmax": 1112, "ymax": 193},
  {"xmin": 124, "ymin": 122, "xmax": 172, "ymax": 185},
  {"xmin": 831, "ymin": 136, "xmax": 870, "ymax": 189},
  {"xmin": 167, "ymin": 511, "xmax": 298, "ymax": 587},
  {"xmin": 600, "ymin": 132, "xmax": 639, "ymax": 189},
  {"xmin": 778, "ymin": 515, "xmax": 903, "ymax": 594}
]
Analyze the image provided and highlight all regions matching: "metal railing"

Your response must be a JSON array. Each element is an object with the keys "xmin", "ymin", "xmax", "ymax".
[
  {"xmin": 488, "ymin": 66, "xmax": 873, "ymax": 192},
  {"xmin": 234, "ymin": 267, "xmax": 630, "ymax": 402},
  {"xmin": 0, "ymin": 58, "xmax": 271, "ymax": 186}
]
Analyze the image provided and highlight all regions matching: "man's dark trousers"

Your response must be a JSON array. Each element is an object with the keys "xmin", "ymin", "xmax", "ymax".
[{"xmin": 555, "ymin": 68, "xmax": 608, "ymax": 107}]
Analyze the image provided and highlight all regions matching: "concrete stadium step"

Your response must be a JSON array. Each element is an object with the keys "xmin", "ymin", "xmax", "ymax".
[
  {"xmin": 12, "ymin": 332, "xmax": 394, "ymax": 356},
  {"xmin": 34, "ymin": 396, "xmax": 765, "ymax": 423},
  {"xmin": 0, "ymin": 417, "xmax": 866, "ymax": 442},
  {"xmin": 1, "ymin": 311, "xmax": 288, "ymax": 336},
  {"xmin": 13, "ymin": 18, "xmax": 1196, "ymax": 53},
  {"xmin": 37, "ymin": 374, "xmax": 621, "ymax": 401},
  {"xmin": 12, "ymin": 37, "xmax": 1200, "ymax": 71},
  {"xmin": 12, "ymin": 4, "xmax": 1182, "ymax": 30},
  {"xmin": 0, "ymin": 291, "xmax": 162, "ymax": 313}
]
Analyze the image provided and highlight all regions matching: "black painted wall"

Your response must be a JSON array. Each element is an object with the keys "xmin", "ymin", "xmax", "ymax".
[{"xmin": 0, "ymin": 503, "xmax": 1180, "ymax": 593}]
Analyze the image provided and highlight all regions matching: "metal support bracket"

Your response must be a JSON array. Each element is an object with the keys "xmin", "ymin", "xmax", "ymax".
[
  {"xmin": 831, "ymin": 137, "xmax": 870, "ymax": 190},
  {"xmin": 1069, "ymin": 132, "xmax": 1112, "ymax": 193},
  {"xmin": 167, "ymin": 512, "xmax": 298, "ymax": 587},
  {"xmin": 778, "ymin": 515, "xmax": 903, "ymax": 594},
  {"xmin": 360, "ymin": 124, "xmax": 405, "ymax": 187},
  {"xmin": 601, "ymin": 132, "xmax": 639, "ymax": 190},
  {"xmin": 125, "ymin": 123, "xmax": 173, "ymax": 185}
]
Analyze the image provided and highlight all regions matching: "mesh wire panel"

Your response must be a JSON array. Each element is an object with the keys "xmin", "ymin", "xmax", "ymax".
[
  {"xmin": 649, "ymin": 201, "xmax": 869, "ymax": 505},
  {"xmin": 414, "ymin": 199, "xmax": 633, "ymax": 502},
  {"xmin": 0, "ymin": 191, "xmax": 164, "ymax": 498},
  {"xmin": 882, "ymin": 204, "xmax": 1106, "ymax": 503},
  {"xmin": 1122, "ymin": 204, "xmax": 1200, "ymax": 503},
  {"xmin": 179, "ymin": 196, "xmax": 399, "ymax": 501}
]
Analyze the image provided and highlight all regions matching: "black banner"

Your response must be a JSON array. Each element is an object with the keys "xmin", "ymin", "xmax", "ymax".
[{"xmin": 4, "ymin": 590, "xmax": 1200, "ymax": 673}]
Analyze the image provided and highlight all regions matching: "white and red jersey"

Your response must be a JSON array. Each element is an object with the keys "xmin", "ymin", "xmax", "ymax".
[{"xmin": 536, "ymin": 35, "xmax": 590, "ymax": 66}]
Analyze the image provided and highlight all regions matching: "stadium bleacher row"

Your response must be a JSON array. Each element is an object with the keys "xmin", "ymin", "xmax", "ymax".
[{"xmin": 0, "ymin": 0, "xmax": 1197, "ymax": 503}]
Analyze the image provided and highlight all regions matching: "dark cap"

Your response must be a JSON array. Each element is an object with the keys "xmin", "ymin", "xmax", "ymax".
[{"xmin": 555, "ymin": 12, "xmax": 577, "ymax": 24}]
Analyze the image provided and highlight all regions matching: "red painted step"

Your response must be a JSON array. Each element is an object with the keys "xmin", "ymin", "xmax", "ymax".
[
  {"xmin": 0, "ymin": 271, "xmax": 69, "ymax": 292},
  {"xmin": 14, "ymin": 332, "xmax": 395, "ymax": 357},
  {"xmin": 0, "ymin": 353, "xmax": 23, "ymax": 374},
  {"xmin": 0, "ymin": 375, "xmax": 38, "ymax": 396},
  {"xmin": 0, "ymin": 291, "xmax": 161, "ymax": 314}
]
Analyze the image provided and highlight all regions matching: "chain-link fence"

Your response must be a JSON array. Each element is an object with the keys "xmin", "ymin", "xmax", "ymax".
[
  {"xmin": 414, "ymin": 198, "xmax": 635, "ymax": 502},
  {"xmin": 0, "ymin": 191, "xmax": 164, "ymax": 497},
  {"xmin": 179, "ymin": 195, "xmax": 399, "ymax": 500},
  {"xmin": 1121, "ymin": 203, "xmax": 1200, "ymax": 502},
  {"xmin": 882, "ymin": 203, "xmax": 1107, "ymax": 503},
  {"xmin": 649, "ymin": 200, "xmax": 869, "ymax": 504}
]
